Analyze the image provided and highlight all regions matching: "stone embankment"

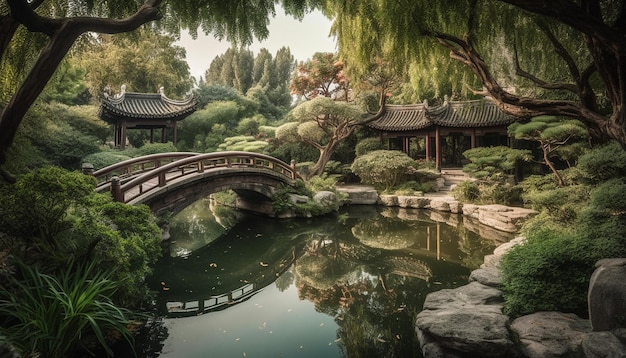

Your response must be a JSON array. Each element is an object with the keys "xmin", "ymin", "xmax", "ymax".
[
  {"xmin": 335, "ymin": 185, "xmax": 626, "ymax": 357},
  {"xmin": 336, "ymin": 185, "xmax": 535, "ymax": 233}
]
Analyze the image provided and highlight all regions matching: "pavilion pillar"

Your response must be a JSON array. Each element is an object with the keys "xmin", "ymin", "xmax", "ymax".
[
  {"xmin": 161, "ymin": 127, "xmax": 166, "ymax": 143},
  {"xmin": 173, "ymin": 123, "xmax": 178, "ymax": 145},
  {"xmin": 435, "ymin": 127, "xmax": 441, "ymax": 170},
  {"xmin": 425, "ymin": 134, "xmax": 431, "ymax": 161},
  {"xmin": 150, "ymin": 128, "xmax": 155, "ymax": 143},
  {"xmin": 403, "ymin": 137, "xmax": 410, "ymax": 156},
  {"xmin": 120, "ymin": 122, "xmax": 127, "ymax": 149},
  {"xmin": 471, "ymin": 129, "xmax": 477, "ymax": 148}
]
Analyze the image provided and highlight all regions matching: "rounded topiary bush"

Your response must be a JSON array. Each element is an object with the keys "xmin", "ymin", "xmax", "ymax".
[
  {"xmin": 351, "ymin": 150, "xmax": 416, "ymax": 190},
  {"xmin": 355, "ymin": 137, "xmax": 384, "ymax": 156}
]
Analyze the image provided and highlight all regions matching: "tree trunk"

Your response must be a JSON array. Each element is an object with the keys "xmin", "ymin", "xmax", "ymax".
[{"xmin": 542, "ymin": 145, "xmax": 565, "ymax": 187}]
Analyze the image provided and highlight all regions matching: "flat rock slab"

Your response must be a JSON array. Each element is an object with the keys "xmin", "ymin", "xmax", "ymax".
[{"xmin": 469, "ymin": 267, "xmax": 503, "ymax": 288}]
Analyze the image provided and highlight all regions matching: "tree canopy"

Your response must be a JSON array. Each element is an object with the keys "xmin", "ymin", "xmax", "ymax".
[
  {"xmin": 0, "ymin": 0, "xmax": 318, "ymax": 181},
  {"xmin": 324, "ymin": 0, "xmax": 626, "ymax": 147},
  {"xmin": 78, "ymin": 29, "xmax": 194, "ymax": 98}
]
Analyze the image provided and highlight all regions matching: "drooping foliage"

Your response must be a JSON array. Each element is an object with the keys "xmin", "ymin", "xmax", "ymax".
[
  {"xmin": 0, "ymin": 0, "xmax": 316, "ymax": 181},
  {"xmin": 324, "ymin": 0, "xmax": 626, "ymax": 147},
  {"xmin": 78, "ymin": 29, "xmax": 194, "ymax": 99}
]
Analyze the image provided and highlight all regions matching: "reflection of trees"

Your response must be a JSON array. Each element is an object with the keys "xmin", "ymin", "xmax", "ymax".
[
  {"xmin": 351, "ymin": 218, "xmax": 421, "ymax": 250},
  {"xmin": 295, "ymin": 230, "xmax": 429, "ymax": 357},
  {"xmin": 456, "ymin": 225, "xmax": 496, "ymax": 269}
]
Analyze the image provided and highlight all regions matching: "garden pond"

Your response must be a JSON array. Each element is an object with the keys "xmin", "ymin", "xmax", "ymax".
[{"xmin": 128, "ymin": 198, "xmax": 514, "ymax": 357}]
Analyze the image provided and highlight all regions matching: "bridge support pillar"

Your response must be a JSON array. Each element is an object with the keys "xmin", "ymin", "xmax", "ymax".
[{"xmin": 110, "ymin": 176, "xmax": 123, "ymax": 202}]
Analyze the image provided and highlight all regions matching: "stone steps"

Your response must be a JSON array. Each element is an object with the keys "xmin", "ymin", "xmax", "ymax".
[{"xmin": 439, "ymin": 168, "xmax": 472, "ymax": 192}]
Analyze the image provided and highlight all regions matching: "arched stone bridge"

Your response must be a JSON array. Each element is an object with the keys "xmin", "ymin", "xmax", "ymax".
[{"xmin": 93, "ymin": 151, "xmax": 299, "ymax": 215}]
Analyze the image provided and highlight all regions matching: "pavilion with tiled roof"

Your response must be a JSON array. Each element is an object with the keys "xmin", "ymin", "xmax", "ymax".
[
  {"xmin": 99, "ymin": 85, "xmax": 197, "ymax": 149},
  {"xmin": 366, "ymin": 97, "xmax": 520, "ymax": 169}
]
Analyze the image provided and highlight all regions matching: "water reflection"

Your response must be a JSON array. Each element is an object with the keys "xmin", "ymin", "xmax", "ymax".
[{"xmin": 141, "ymin": 204, "xmax": 513, "ymax": 357}]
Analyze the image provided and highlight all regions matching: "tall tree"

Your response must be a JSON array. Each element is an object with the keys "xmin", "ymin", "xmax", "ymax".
[
  {"xmin": 79, "ymin": 29, "xmax": 194, "ymax": 98},
  {"xmin": 324, "ymin": 0, "xmax": 626, "ymax": 147},
  {"xmin": 276, "ymin": 97, "xmax": 373, "ymax": 177},
  {"xmin": 0, "ymin": 0, "xmax": 315, "ymax": 182},
  {"xmin": 290, "ymin": 52, "xmax": 349, "ymax": 101}
]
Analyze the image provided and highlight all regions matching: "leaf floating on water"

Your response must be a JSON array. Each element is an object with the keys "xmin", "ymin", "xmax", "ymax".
[
  {"xmin": 287, "ymin": 308, "xmax": 292, "ymax": 312},
  {"xmin": 235, "ymin": 338, "xmax": 240, "ymax": 341},
  {"xmin": 160, "ymin": 281, "xmax": 166, "ymax": 286},
  {"xmin": 320, "ymin": 323, "xmax": 324, "ymax": 327},
  {"xmin": 334, "ymin": 338, "xmax": 341, "ymax": 342},
  {"xmin": 377, "ymin": 337, "xmax": 387, "ymax": 343},
  {"xmin": 243, "ymin": 353, "xmax": 246, "ymax": 357},
  {"xmin": 162, "ymin": 286, "xmax": 170, "ymax": 291},
  {"xmin": 396, "ymin": 334, "xmax": 401, "ymax": 340},
  {"xmin": 433, "ymin": 281, "xmax": 442, "ymax": 285},
  {"xmin": 260, "ymin": 262, "xmax": 269, "ymax": 267},
  {"xmin": 256, "ymin": 233, "xmax": 262, "ymax": 237},
  {"xmin": 209, "ymin": 263, "xmax": 218, "ymax": 268}
]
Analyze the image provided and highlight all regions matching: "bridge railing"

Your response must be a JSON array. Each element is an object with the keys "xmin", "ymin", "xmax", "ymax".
[
  {"xmin": 93, "ymin": 152, "xmax": 199, "ymax": 191},
  {"xmin": 112, "ymin": 151, "xmax": 298, "ymax": 203}
]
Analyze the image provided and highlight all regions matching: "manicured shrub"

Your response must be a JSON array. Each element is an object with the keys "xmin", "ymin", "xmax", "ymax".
[
  {"xmin": 462, "ymin": 146, "xmax": 531, "ymax": 181},
  {"xmin": 351, "ymin": 150, "xmax": 416, "ymax": 190},
  {"xmin": 355, "ymin": 137, "xmax": 383, "ymax": 156},
  {"xmin": 577, "ymin": 141, "xmax": 626, "ymax": 182}
]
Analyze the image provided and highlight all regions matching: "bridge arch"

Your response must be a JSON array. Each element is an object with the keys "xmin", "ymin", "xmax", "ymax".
[{"xmin": 93, "ymin": 151, "xmax": 298, "ymax": 216}]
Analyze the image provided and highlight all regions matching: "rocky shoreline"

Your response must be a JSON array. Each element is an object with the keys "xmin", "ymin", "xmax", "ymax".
[{"xmin": 335, "ymin": 185, "xmax": 626, "ymax": 357}]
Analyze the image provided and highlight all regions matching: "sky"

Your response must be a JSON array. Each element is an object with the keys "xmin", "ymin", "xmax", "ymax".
[{"xmin": 175, "ymin": 9, "xmax": 337, "ymax": 81}]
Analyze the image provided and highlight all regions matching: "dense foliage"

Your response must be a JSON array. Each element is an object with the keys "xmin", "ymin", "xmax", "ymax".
[
  {"xmin": 0, "ymin": 167, "xmax": 162, "ymax": 306},
  {"xmin": 325, "ymin": 1, "xmax": 626, "ymax": 147},
  {"xmin": 501, "ymin": 142, "xmax": 626, "ymax": 317},
  {"xmin": 0, "ymin": 261, "xmax": 137, "ymax": 358},
  {"xmin": 351, "ymin": 150, "xmax": 416, "ymax": 190}
]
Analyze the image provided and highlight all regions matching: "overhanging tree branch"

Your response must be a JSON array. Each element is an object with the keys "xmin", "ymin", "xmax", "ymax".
[{"xmin": 0, "ymin": 0, "xmax": 163, "ymax": 182}]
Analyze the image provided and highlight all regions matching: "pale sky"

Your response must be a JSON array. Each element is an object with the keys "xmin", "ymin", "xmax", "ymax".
[{"xmin": 175, "ymin": 9, "xmax": 337, "ymax": 81}]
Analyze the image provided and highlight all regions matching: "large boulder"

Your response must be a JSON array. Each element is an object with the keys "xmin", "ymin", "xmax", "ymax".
[
  {"xmin": 415, "ymin": 282, "xmax": 517, "ymax": 357},
  {"xmin": 313, "ymin": 191, "xmax": 337, "ymax": 207},
  {"xmin": 581, "ymin": 331, "xmax": 626, "ymax": 358},
  {"xmin": 511, "ymin": 311, "xmax": 591, "ymax": 358},
  {"xmin": 588, "ymin": 258, "xmax": 626, "ymax": 331}
]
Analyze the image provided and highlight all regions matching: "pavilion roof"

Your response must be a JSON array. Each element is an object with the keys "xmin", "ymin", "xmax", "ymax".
[
  {"xmin": 99, "ymin": 85, "xmax": 197, "ymax": 124},
  {"xmin": 366, "ymin": 98, "xmax": 518, "ymax": 132}
]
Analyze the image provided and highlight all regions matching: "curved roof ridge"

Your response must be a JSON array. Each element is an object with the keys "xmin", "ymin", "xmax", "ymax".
[
  {"xmin": 366, "ymin": 97, "xmax": 518, "ymax": 131},
  {"xmin": 98, "ymin": 87, "xmax": 197, "ymax": 123}
]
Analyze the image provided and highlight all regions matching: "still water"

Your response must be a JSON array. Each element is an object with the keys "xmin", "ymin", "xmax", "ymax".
[{"xmin": 135, "ymin": 198, "xmax": 513, "ymax": 357}]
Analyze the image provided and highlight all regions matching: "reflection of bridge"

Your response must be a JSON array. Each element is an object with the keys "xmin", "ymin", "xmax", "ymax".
[
  {"xmin": 166, "ymin": 283, "xmax": 256, "ymax": 316},
  {"xmin": 93, "ymin": 151, "xmax": 298, "ymax": 214}
]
